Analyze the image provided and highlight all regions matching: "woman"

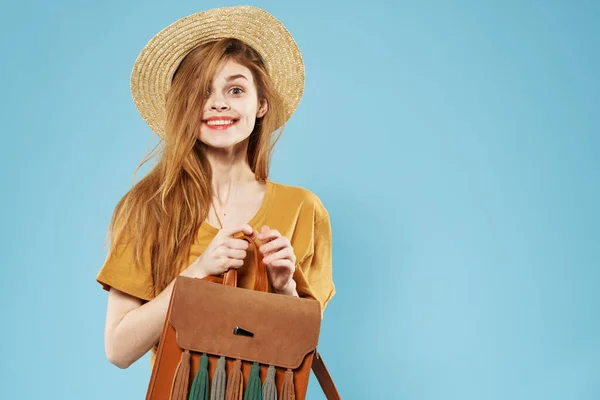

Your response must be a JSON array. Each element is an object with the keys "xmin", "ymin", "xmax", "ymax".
[{"xmin": 96, "ymin": 6, "xmax": 336, "ymax": 371}]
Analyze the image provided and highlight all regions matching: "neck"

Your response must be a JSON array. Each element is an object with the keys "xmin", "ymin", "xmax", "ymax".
[{"xmin": 203, "ymin": 141, "xmax": 256, "ymax": 202}]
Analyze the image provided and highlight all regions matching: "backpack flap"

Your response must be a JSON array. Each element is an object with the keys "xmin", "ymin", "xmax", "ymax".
[{"xmin": 169, "ymin": 275, "xmax": 321, "ymax": 370}]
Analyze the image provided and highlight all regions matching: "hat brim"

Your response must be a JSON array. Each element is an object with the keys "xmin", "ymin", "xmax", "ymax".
[{"xmin": 130, "ymin": 6, "xmax": 305, "ymax": 139}]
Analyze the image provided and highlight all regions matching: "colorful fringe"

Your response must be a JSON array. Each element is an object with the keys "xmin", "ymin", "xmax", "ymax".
[
  {"xmin": 226, "ymin": 359, "xmax": 244, "ymax": 400},
  {"xmin": 210, "ymin": 356, "xmax": 227, "ymax": 400},
  {"xmin": 189, "ymin": 353, "xmax": 210, "ymax": 400},
  {"xmin": 262, "ymin": 365, "xmax": 277, "ymax": 400},
  {"xmin": 170, "ymin": 349, "xmax": 191, "ymax": 400},
  {"xmin": 170, "ymin": 352, "xmax": 295, "ymax": 400}
]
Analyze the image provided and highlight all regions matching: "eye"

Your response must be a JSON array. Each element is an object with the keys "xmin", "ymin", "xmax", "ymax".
[{"xmin": 205, "ymin": 86, "xmax": 244, "ymax": 97}]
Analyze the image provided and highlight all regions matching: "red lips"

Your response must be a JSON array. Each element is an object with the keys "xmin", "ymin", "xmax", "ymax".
[{"xmin": 203, "ymin": 118, "xmax": 238, "ymax": 130}]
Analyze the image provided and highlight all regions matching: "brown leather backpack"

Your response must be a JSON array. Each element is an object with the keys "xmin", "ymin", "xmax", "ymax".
[{"xmin": 145, "ymin": 234, "xmax": 341, "ymax": 400}]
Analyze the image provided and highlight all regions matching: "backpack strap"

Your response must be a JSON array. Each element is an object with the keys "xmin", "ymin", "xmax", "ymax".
[{"xmin": 311, "ymin": 351, "xmax": 341, "ymax": 400}]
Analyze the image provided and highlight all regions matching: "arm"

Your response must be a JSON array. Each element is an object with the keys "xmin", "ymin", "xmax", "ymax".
[
  {"xmin": 104, "ymin": 268, "xmax": 206, "ymax": 369},
  {"xmin": 102, "ymin": 224, "xmax": 255, "ymax": 368}
]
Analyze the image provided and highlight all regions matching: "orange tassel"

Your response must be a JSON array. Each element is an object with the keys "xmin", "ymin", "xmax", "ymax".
[
  {"xmin": 280, "ymin": 369, "xmax": 295, "ymax": 400},
  {"xmin": 225, "ymin": 359, "xmax": 244, "ymax": 400},
  {"xmin": 170, "ymin": 349, "xmax": 191, "ymax": 400}
]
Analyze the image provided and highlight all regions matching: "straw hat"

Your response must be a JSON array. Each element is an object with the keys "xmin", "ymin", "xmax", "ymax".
[{"xmin": 130, "ymin": 5, "xmax": 305, "ymax": 139}]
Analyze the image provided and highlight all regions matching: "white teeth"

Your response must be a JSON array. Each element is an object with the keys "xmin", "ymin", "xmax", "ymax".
[{"xmin": 206, "ymin": 120, "xmax": 236, "ymax": 126}]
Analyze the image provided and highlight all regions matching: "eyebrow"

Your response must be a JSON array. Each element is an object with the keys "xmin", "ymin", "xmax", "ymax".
[{"xmin": 224, "ymin": 74, "xmax": 248, "ymax": 82}]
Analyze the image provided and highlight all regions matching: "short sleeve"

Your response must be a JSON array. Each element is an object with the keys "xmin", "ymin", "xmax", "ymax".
[
  {"xmin": 96, "ymin": 230, "xmax": 154, "ymax": 301},
  {"xmin": 294, "ymin": 214, "xmax": 336, "ymax": 319}
]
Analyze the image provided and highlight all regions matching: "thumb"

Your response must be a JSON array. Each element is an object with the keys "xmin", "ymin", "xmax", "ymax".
[
  {"xmin": 258, "ymin": 225, "xmax": 270, "ymax": 238},
  {"xmin": 221, "ymin": 224, "xmax": 253, "ymax": 237}
]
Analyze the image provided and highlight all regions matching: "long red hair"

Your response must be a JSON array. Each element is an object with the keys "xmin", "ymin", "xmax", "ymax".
[{"xmin": 105, "ymin": 38, "xmax": 287, "ymax": 297}]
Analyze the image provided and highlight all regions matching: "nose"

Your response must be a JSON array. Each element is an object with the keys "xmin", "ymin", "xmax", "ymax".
[{"xmin": 207, "ymin": 92, "xmax": 230, "ymax": 112}]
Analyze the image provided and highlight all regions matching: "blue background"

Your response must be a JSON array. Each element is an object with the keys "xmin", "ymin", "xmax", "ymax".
[{"xmin": 1, "ymin": 0, "xmax": 598, "ymax": 399}]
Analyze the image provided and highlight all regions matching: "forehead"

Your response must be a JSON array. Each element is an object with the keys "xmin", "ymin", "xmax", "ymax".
[{"xmin": 211, "ymin": 59, "xmax": 253, "ymax": 84}]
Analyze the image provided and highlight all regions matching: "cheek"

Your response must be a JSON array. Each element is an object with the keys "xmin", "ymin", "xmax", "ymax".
[
  {"xmin": 233, "ymin": 100, "xmax": 258, "ymax": 119},
  {"xmin": 239, "ymin": 115, "xmax": 257, "ymax": 131},
  {"xmin": 234, "ymin": 108, "xmax": 257, "ymax": 127}
]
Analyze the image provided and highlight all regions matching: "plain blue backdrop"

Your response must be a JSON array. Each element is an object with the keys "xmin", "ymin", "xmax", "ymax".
[{"xmin": 1, "ymin": 0, "xmax": 598, "ymax": 399}]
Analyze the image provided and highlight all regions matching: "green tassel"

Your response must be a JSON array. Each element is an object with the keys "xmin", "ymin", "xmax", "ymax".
[
  {"xmin": 243, "ymin": 362, "xmax": 262, "ymax": 400},
  {"xmin": 261, "ymin": 365, "xmax": 277, "ymax": 400},
  {"xmin": 210, "ymin": 356, "xmax": 227, "ymax": 400},
  {"xmin": 189, "ymin": 353, "xmax": 210, "ymax": 400}
]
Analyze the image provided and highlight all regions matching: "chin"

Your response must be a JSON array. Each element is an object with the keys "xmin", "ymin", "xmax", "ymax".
[
  {"xmin": 198, "ymin": 135, "xmax": 246, "ymax": 150},
  {"xmin": 198, "ymin": 129, "xmax": 251, "ymax": 150}
]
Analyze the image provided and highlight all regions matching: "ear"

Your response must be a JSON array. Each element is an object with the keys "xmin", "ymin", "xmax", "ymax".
[{"xmin": 256, "ymin": 98, "xmax": 268, "ymax": 118}]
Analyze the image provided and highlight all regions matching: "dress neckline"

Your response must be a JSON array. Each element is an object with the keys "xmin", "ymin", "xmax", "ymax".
[{"xmin": 200, "ymin": 179, "xmax": 274, "ymax": 234}]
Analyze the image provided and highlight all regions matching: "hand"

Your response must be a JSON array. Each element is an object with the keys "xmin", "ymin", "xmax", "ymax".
[
  {"xmin": 182, "ymin": 224, "xmax": 256, "ymax": 278},
  {"xmin": 257, "ymin": 225, "xmax": 297, "ymax": 294}
]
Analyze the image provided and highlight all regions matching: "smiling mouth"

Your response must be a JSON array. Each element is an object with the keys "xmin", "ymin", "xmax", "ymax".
[{"xmin": 203, "ymin": 119, "xmax": 239, "ymax": 130}]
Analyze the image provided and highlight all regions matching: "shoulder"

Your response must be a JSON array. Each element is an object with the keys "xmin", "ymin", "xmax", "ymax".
[{"xmin": 268, "ymin": 180, "xmax": 329, "ymax": 223}]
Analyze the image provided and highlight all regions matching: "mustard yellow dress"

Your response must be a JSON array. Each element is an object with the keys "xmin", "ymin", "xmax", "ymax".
[{"xmin": 96, "ymin": 180, "xmax": 336, "ymax": 369}]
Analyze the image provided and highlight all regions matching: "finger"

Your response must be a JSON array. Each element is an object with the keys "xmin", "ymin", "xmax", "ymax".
[
  {"xmin": 258, "ymin": 229, "xmax": 282, "ymax": 243},
  {"xmin": 260, "ymin": 236, "xmax": 288, "ymax": 255},
  {"xmin": 226, "ymin": 258, "xmax": 244, "ymax": 269},
  {"xmin": 224, "ymin": 237, "xmax": 250, "ymax": 250},
  {"xmin": 257, "ymin": 225, "xmax": 271, "ymax": 240},
  {"xmin": 267, "ymin": 258, "xmax": 295, "ymax": 269},
  {"xmin": 225, "ymin": 248, "xmax": 247, "ymax": 260},
  {"xmin": 263, "ymin": 246, "xmax": 295, "ymax": 264},
  {"xmin": 220, "ymin": 224, "xmax": 253, "ymax": 237}
]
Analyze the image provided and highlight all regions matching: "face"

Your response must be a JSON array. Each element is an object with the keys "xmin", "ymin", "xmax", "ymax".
[{"xmin": 198, "ymin": 59, "xmax": 268, "ymax": 149}]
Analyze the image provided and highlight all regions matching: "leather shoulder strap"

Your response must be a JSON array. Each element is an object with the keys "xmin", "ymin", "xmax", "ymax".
[{"xmin": 311, "ymin": 351, "xmax": 341, "ymax": 399}]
